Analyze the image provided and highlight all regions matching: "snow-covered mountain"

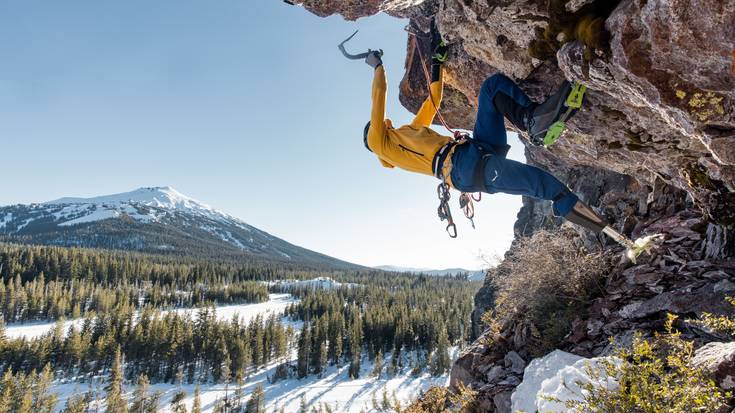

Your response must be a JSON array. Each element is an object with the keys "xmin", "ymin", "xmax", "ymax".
[{"xmin": 0, "ymin": 186, "xmax": 356, "ymax": 269}]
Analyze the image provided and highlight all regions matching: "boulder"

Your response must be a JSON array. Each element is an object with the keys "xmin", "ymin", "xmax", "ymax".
[
  {"xmin": 691, "ymin": 341, "xmax": 735, "ymax": 390},
  {"xmin": 511, "ymin": 350, "xmax": 585, "ymax": 413}
]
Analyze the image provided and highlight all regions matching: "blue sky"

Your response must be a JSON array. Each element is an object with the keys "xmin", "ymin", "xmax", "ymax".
[{"xmin": 0, "ymin": 1, "xmax": 524, "ymax": 270}]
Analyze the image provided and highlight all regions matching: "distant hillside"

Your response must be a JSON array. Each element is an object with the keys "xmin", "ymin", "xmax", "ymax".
[
  {"xmin": 375, "ymin": 265, "xmax": 485, "ymax": 281},
  {"xmin": 0, "ymin": 186, "xmax": 358, "ymax": 270}
]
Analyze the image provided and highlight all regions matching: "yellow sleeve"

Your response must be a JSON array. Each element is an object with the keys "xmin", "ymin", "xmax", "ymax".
[
  {"xmin": 367, "ymin": 66, "xmax": 388, "ymax": 156},
  {"xmin": 410, "ymin": 66, "xmax": 443, "ymax": 128},
  {"xmin": 379, "ymin": 158, "xmax": 394, "ymax": 168}
]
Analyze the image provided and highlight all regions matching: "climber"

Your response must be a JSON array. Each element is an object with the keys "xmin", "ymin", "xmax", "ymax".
[{"xmin": 361, "ymin": 22, "xmax": 633, "ymax": 247}]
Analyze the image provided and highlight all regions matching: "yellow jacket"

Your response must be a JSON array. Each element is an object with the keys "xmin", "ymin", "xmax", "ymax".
[{"xmin": 366, "ymin": 65, "xmax": 452, "ymax": 176}]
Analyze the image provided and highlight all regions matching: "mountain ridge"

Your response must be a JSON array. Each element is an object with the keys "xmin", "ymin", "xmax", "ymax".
[{"xmin": 0, "ymin": 186, "xmax": 359, "ymax": 270}]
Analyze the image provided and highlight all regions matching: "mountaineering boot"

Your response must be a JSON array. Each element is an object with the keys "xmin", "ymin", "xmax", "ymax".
[
  {"xmin": 527, "ymin": 81, "xmax": 586, "ymax": 147},
  {"xmin": 493, "ymin": 92, "xmax": 533, "ymax": 132},
  {"xmin": 564, "ymin": 200, "xmax": 635, "ymax": 249}
]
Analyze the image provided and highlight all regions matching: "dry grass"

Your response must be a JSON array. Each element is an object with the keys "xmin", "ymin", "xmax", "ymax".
[{"xmin": 485, "ymin": 229, "xmax": 613, "ymax": 355}]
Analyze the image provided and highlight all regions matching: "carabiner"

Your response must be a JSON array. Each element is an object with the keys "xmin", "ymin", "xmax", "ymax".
[{"xmin": 446, "ymin": 223, "xmax": 457, "ymax": 238}]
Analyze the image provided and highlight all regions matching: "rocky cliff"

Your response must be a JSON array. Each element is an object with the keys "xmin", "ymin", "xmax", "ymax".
[{"xmin": 292, "ymin": 0, "xmax": 734, "ymax": 410}]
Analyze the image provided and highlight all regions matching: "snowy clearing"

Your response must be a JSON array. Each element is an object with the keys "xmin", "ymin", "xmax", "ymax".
[
  {"xmin": 5, "ymin": 293, "xmax": 297, "ymax": 340},
  {"xmin": 268, "ymin": 277, "xmax": 357, "ymax": 291}
]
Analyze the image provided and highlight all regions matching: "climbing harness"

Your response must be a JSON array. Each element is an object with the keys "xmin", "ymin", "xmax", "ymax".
[
  {"xmin": 338, "ymin": 30, "xmax": 383, "ymax": 61},
  {"xmin": 406, "ymin": 24, "xmax": 482, "ymax": 238},
  {"xmin": 538, "ymin": 82, "xmax": 587, "ymax": 147}
]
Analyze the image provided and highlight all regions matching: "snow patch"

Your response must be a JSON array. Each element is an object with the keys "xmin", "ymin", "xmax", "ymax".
[
  {"xmin": 267, "ymin": 277, "xmax": 357, "ymax": 291},
  {"xmin": 0, "ymin": 212, "xmax": 13, "ymax": 229},
  {"xmin": 58, "ymin": 208, "xmax": 119, "ymax": 226},
  {"xmin": 512, "ymin": 350, "xmax": 619, "ymax": 413}
]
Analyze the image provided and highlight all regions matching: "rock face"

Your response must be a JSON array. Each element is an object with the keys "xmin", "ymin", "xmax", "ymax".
[
  {"xmin": 292, "ymin": 0, "xmax": 735, "ymax": 224},
  {"xmin": 293, "ymin": 0, "xmax": 735, "ymax": 410}
]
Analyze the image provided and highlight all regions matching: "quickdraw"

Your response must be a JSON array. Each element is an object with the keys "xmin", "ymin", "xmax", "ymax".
[{"xmin": 437, "ymin": 182, "xmax": 456, "ymax": 238}]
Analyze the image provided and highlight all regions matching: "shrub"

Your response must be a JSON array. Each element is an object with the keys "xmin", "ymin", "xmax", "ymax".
[
  {"xmin": 400, "ymin": 384, "xmax": 477, "ymax": 413},
  {"xmin": 563, "ymin": 314, "xmax": 731, "ymax": 413},
  {"xmin": 697, "ymin": 296, "xmax": 735, "ymax": 339},
  {"xmin": 485, "ymin": 229, "xmax": 612, "ymax": 355}
]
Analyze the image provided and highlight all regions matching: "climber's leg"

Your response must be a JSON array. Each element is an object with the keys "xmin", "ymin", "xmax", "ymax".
[
  {"xmin": 473, "ymin": 73, "xmax": 533, "ymax": 158},
  {"xmin": 480, "ymin": 155, "xmax": 578, "ymax": 216}
]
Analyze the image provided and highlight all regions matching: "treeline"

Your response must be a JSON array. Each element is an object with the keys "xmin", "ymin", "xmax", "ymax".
[
  {"xmin": 288, "ymin": 276, "xmax": 474, "ymax": 378},
  {"xmin": 0, "ymin": 273, "xmax": 269, "ymax": 323},
  {"xmin": 0, "ymin": 304, "xmax": 293, "ymax": 384},
  {"xmin": 0, "ymin": 243, "xmax": 288, "ymax": 286},
  {"xmin": 0, "ymin": 243, "xmax": 291, "ymax": 322}
]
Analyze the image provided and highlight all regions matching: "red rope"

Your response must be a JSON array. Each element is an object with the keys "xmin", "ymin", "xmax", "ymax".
[{"xmin": 406, "ymin": 29, "xmax": 458, "ymax": 137}]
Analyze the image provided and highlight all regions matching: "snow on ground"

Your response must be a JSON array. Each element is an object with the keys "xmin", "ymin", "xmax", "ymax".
[
  {"xmin": 50, "ymin": 349, "xmax": 459, "ymax": 413},
  {"xmin": 511, "ymin": 350, "xmax": 620, "ymax": 413},
  {"xmin": 0, "ymin": 212, "xmax": 12, "ymax": 229},
  {"xmin": 167, "ymin": 293, "xmax": 297, "ymax": 326},
  {"xmin": 4, "ymin": 318, "xmax": 85, "ymax": 341},
  {"xmin": 5, "ymin": 294, "xmax": 297, "ymax": 340},
  {"xmin": 268, "ymin": 277, "xmax": 357, "ymax": 291},
  {"xmin": 58, "ymin": 208, "xmax": 120, "ymax": 226}
]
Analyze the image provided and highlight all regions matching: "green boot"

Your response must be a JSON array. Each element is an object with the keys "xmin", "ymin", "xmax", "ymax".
[{"xmin": 527, "ymin": 81, "xmax": 586, "ymax": 146}]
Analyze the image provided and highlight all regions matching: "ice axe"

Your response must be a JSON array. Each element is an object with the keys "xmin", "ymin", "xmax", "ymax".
[{"xmin": 338, "ymin": 30, "xmax": 383, "ymax": 60}]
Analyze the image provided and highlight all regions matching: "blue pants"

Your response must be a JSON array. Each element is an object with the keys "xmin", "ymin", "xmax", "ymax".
[{"xmin": 450, "ymin": 74, "xmax": 578, "ymax": 217}]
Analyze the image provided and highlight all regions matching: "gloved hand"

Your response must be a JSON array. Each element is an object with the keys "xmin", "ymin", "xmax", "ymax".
[
  {"xmin": 365, "ymin": 50, "xmax": 383, "ymax": 69},
  {"xmin": 431, "ymin": 19, "xmax": 448, "ymax": 65}
]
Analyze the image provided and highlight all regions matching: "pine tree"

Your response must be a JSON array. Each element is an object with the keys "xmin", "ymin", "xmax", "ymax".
[
  {"xmin": 371, "ymin": 350, "xmax": 383, "ymax": 378},
  {"xmin": 33, "ymin": 364, "xmax": 57, "ymax": 413},
  {"xmin": 381, "ymin": 388, "xmax": 391, "ymax": 411},
  {"xmin": 170, "ymin": 390, "xmax": 187, "ymax": 413},
  {"xmin": 299, "ymin": 394, "xmax": 308, "ymax": 413},
  {"xmin": 191, "ymin": 384, "xmax": 202, "ymax": 413},
  {"xmin": 297, "ymin": 325, "xmax": 311, "ymax": 379},
  {"xmin": 105, "ymin": 346, "xmax": 128, "ymax": 413},
  {"xmin": 62, "ymin": 393, "xmax": 91, "ymax": 413},
  {"xmin": 430, "ymin": 328, "xmax": 451, "ymax": 376},
  {"xmin": 348, "ymin": 353, "xmax": 361, "ymax": 379},
  {"xmin": 16, "ymin": 372, "xmax": 33, "ymax": 413},
  {"xmin": 144, "ymin": 391, "xmax": 161, "ymax": 413},
  {"xmin": 130, "ymin": 374, "xmax": 149, "ymax": 413},
  {"xmin": 0, "ymin": 369, "xmax": 15, "ymax": 412},
  {"xmin": 245, "ymin": 384, "xmax": 265, "ymax": 413},
  {"xmin": 233, "ymin": 374, "xmax": 245, "ymax": 412},
  {"xmin": 220, "ymin": 350, "xmax": 232, "ymax": 410}
]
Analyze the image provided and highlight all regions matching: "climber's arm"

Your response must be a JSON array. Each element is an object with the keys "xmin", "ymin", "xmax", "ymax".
[
  {"xmin": 410, "ymin": 66, "xmax": 444, "ymax": 128},
  {"xmin": 367, "ymin": 65, "xmax": 389, "ymax": 157}
]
